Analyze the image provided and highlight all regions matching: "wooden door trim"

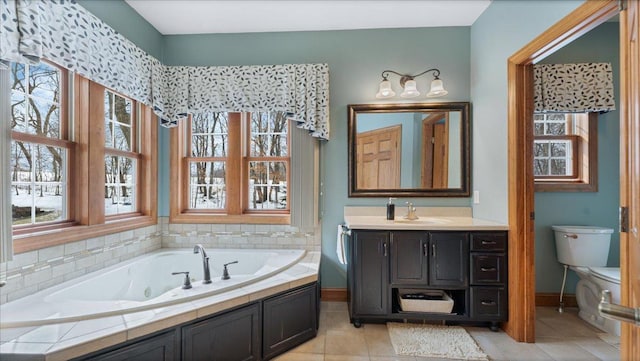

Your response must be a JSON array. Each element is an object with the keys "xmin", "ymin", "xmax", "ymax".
[
  {"xmin": 619, "ymin": 0, "xmax": 640, "ymax": 358},
  {"xmin": 506, "ymin": 0, "xmax": 619, "ymax": 343}
]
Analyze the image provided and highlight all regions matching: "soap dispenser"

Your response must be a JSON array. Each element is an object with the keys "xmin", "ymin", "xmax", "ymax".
[{"xmin": 386, "ymin": 198, "xmax": 396, "ymax": 220}]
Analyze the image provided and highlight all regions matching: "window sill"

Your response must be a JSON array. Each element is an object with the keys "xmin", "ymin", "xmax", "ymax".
[
  {"xmin": 535, "ymin": 180, "xmax": 597, "ymax": 192},
  {"xmin": 12, "ymin": 215, "xmax": 157, "ymax": 254},
  {"xmin": 170, "ymin": 212, "xmax": 290, "ymax": 225}
]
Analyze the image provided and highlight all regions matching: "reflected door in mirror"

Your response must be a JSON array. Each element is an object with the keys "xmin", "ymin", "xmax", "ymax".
[
  {"xmin": 356, "ymin": 125, "xmax": 401, "ymax": 189},
  {"xmin": 421, "ymin": 112, "xmax": 449, "ymax": 189}
]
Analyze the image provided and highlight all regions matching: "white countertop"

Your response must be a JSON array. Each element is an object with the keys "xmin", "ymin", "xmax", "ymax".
[
  {"xmin": 343, "ymin": 206, "xmax": 508, "ymax": 231},
  {"xmin": 0, "ymin": 251, "xmax": 320, "ymax": 361}
]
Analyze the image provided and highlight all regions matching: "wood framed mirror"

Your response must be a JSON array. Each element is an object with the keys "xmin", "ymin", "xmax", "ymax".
[{"xmin": 348, "ymin": 102, "xmax": 470, "ymax": 197}]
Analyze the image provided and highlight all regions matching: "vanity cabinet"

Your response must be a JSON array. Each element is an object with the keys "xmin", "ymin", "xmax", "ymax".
[
  {"xmin": 390, "ymin": 232, "xmax": 468, "ymax": 287},
  {"xmin": 347, "ymin": 230, "xmax": 389, "ymax": 321},
  {"xmin": 348, "ymin": 230, "xmax": 507, "ymax": 330}
]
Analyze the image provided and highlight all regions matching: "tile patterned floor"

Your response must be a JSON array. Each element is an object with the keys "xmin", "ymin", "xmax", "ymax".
[{"xmin": 275, "ymin": 302, "xmax": 620, "ymax": 361}]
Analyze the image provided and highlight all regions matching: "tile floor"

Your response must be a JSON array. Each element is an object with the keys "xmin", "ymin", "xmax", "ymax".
[{"xmin": 275, "ymin": 302, "xmax": 620, "ymax": 361}]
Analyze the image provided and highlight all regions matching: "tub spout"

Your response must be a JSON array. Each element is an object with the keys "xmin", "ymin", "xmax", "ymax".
[{"xmin": 193, "ymin": 244, "xmax": 212, "ymax": 284}]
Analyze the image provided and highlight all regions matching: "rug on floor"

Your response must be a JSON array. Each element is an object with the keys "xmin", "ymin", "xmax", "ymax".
[{"xmin": 387, "ymin": 323, "xmax": 489, "ymax": 361}]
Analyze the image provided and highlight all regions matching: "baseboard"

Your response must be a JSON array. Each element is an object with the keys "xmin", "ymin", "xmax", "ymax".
[
  {"xmin": 321, "ymin": 288, "xmax": 348, "ymax": 302},
  {"xmin": 536, "ymin": 292, "xmax": 578, "ymax": 308}
]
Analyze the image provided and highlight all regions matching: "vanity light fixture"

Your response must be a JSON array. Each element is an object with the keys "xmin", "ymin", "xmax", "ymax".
[{"xmin": 375, "ymin": 68, "xmax": 448, "ymax": 99}]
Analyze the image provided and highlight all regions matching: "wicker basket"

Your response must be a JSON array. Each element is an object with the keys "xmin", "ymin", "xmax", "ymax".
[{"xmin": 398, "ymin": 289, "xmax": 454, "ymax": 313}]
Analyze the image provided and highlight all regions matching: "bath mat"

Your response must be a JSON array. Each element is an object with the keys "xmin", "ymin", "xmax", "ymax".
[{"xmin": 387, "ymin": 323, "xmax": 489, "ymax": 360}]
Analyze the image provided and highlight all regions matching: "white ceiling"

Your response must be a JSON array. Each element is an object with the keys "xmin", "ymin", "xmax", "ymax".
[{"xmin": 125, "ymin": 0, "xmax": 492, "ymax": 35}]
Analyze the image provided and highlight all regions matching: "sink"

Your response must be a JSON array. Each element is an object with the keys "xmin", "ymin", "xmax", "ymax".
[{"xmin": 393, "ymin": 217, "xmax": 452, "ymax": 225}]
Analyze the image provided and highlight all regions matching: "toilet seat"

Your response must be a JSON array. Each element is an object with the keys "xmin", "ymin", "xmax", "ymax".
[{"xmin": 589, "ymin": 267, "xmax": 620, "ymax": 284}]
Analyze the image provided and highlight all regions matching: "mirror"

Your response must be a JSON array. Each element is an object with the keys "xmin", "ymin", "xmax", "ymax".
[{"xmin": 348, "ymin": 102, "xmax": 470, "ymax": 197}]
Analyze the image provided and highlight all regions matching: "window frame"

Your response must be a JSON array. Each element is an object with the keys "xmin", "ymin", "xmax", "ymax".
[
  {"xmin": 170, "ymin": 112, "xmax": 291, "ymax": 224},
  {"xmin": 10, "ymin": 69, "xmax": 157, "ymax": 254},
  {"xmin": 534, "ymin": 112, "xmax": 598, "ymax": 192}
]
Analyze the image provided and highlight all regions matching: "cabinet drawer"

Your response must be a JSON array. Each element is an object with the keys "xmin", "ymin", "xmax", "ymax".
[
  {"xmin": 470, "ymin": 233, "xmax": 506, "ymax": 251},
  {"xmin": 470, "ymin": 254, "xmax": 505, "ymax": 284},
  {"xmin": 471, "ymin": 287, "xmax": 507, "ymax": 320}
]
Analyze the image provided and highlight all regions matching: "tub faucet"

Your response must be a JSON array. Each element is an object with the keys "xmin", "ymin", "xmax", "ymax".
[{"xmin": 193, "ymin": 244, "xmax": 212, "ymax": 284}]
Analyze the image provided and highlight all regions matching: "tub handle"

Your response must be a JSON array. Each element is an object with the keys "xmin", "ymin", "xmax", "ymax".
[
  {"xmin": 172, "ymin": 271, "xmax": 192, "ymax": 289},
  {"xmin": 222, "ymin": 261, "xmax": 238, "ymax": 280},
  {"xmin": 563, "ymin": 234, "xmax": 578, "ymax": 239}
]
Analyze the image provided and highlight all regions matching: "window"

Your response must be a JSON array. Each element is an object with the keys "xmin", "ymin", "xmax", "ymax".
[
  {"xmin": 533, "ymin": 112, "xmax": 598, "ymax": 192},
  {"xmin": 10, "ymin": 62, "xmax": 70, "ymax": 228},
  {"xmin": 6, "ymin": 61, "xmax": 157, "ymax": 253},
  {"xmin": 104, "ymin": 90, "xmax": 138, "ymax": 216},
  {"xmin": 171, "ymin": 111, "xmax": 290, "ymax": 224}
]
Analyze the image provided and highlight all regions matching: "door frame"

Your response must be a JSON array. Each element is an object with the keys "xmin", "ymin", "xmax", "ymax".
[{"xmin": 505, "ymin": 0, "xmax": 620, "ymax": 343}]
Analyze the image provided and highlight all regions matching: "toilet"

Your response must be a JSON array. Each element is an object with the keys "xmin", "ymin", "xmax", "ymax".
[{"xmin": 552, "ymin": 225, "xmax": 620, "ymax": 336}]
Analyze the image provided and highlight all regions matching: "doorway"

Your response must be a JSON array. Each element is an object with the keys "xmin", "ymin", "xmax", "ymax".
[{"xmin": 505, "ymin": 0, "xmax": 640, "ymax": 356}]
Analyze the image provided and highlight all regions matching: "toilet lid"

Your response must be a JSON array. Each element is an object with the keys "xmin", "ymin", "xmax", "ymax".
[{"xmin": 589, "ymin": 267, "xmax": 620, "ymax": 284}]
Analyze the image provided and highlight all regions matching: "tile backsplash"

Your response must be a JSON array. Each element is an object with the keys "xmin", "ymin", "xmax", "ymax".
[{"xmin": 0, "ymin": 217, "xmax": 321, "ymax": 303}]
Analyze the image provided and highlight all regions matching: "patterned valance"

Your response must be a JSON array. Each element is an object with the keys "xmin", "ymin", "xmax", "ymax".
[
  {"xmin": 533, "ymin": 63, "xmax": 615, "ymax": 113},
  {"xmin": 0, "ymin": 0, "xmax": 331, "ymax": 140},
  {"xmin": 160, "ymin": 64, "xmax": 330, "ymax": 139}
]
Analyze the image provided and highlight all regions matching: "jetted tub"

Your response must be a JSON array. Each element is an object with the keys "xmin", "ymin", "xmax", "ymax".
[{"xmin": 0, "ymin": 248, "xmax": 305, "ymax": 328}]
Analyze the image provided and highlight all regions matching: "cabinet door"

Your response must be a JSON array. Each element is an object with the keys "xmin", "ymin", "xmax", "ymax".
[
  {"xmin": 182, "ymin": 303, "xmax": 260, "ymax": 361},
  {"xmin": 263, "ymin": 284, "xmax": 318, "ymax": 360},
  {"xmin": 429, "ymin": 232, "xmax": 469, "ymax": 287},
  {"xmin": 390, "ymin": 231, "xmax": 428, "ymax": 285},
  {"xmin": 350, "ymin": 231, "xmax": 389, "ymax": 316},
  {"xmin": 81, "ymin": 331, "xmax": 177, "ymax": 361}
]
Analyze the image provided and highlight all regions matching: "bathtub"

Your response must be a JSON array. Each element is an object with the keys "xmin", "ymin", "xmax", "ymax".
[{"xmin": 0, "ymin": 248, "xmax": 306, "ymax": 328}]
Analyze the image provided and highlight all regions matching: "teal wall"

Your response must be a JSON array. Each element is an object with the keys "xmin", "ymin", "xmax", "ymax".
[
  {"xmin": 535, "ymin": 22, "xmax": 620, "ymax": 294},
  {"xmin": 162, "ymin": 28, "xmax": 472, "ymax": 288},
  {"xmin": 470, "ymin": 0, "xmax": 583, "ymax": 224},
  {"xmin": 81, "ymin": 0, "xmax": 614, "ymax": 291}
]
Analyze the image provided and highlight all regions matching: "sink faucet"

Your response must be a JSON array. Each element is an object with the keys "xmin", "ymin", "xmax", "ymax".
[
  {"xmin": 404, "ymin": 202, "xmax": 419, "ymax": 220},
  {"xmin": 193, "ymin": 244, "xmax": 212, "ymax": 284}
]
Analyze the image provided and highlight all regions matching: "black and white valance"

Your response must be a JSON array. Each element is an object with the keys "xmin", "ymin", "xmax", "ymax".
[
  {"xmin": 533, "ymin": 62, "xmax": 615, "ymax": 113},
  {"xmin": 0, "ymin": 0, "xmax": 331, "ymax": 140},
  {"xmin": 160, "ymin": 64, "xmax": 330, "ymax": 138}
]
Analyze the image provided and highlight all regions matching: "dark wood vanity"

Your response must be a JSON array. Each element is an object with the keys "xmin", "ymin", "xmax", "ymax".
[{"xmin": 347, "ymin": 228, "xmax": 507, "ymax": 331}]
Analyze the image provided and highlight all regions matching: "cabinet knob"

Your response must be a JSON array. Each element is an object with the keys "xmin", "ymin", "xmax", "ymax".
[
  {"xmin": 481, "ymin": 300, "xmax": 496, "ymax": 306},
  {"xmin": 480, "ymin": 267, "xmax": 497, "ymax": 272},
  {"xmin": 383, "ymin": 242, "xmax": 388, "ymax": 256}
]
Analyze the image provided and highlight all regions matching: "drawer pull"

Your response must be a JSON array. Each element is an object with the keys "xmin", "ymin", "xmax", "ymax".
[
  {"xmin": 481, "ymin": 300, "xmax": 496, "ymax": 306},
  {"xmin": 481, "ymin": 240, "xmax": 497, "ymax": 245},
  {"xmin": 480, "ymin": 267, "xmax": 497, "ymax": 272}
]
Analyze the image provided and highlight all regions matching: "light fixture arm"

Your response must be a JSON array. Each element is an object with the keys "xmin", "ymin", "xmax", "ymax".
[{"xmin": 380, "ymin": 68, "xmax": 441, "ymax": 87}]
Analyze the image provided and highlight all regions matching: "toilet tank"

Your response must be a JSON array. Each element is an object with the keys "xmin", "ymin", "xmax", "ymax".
[{"xmin": 552, "ymin": 225, "xmax": 614, "ymax": 266}]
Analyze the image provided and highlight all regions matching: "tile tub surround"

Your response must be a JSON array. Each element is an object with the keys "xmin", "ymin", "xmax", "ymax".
[
  {"xmin": 0, "ymin": 251, "xmax": 320, "ymax": 361},
  {"xmin": 0, "ymin": 224, "xmax": 163, "ymax": 304},
  {"xmin": 162, "ymin": 222, "xmax": 321, "ymax": 251},
  {"xmin": 343, "ymin": 206, "xmax": 508, "ymax": 230},
  {"xmin": 0, "ymin": 217, "xmax": 321, "ymax": 304}
]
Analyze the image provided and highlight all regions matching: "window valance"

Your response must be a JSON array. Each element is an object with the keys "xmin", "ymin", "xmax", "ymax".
[
  {"xmin": 533, "ymin": 62, "xmax": 615, "ymax": 113},
  {"xmin": 0, "ymin": 0, "xmax": 330, "ymax": 140},
  {"xmin": 161, "ymin": 64, "xmax": 330, "ymax": 139}
]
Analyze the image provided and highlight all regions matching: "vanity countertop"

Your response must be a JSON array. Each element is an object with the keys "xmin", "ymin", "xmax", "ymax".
[{"xmin": 343, "ymin": 206, "xmax": 508, "ymax": 231}]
